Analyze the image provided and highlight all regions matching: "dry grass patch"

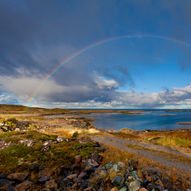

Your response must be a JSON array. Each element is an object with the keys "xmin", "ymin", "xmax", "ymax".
[{"xmin": 101, "ymin": 143, "xmax": 191, "ymax": 189}]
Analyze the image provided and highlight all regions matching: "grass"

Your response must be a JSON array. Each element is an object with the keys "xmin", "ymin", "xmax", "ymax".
[
  {"xmin": 0, "ymin": 130, "xmax": 100, "ymax": 174},
  {"xmin": 100, "ymin": 143, "xmax": 191, "ymax": 190},
  {"xmin": 156, "ymin": 136, "xmax": 191, "ymax": 148},
  {"xmin": 108, "ymin": 128, "xmax": 191, "ymax": 149}
]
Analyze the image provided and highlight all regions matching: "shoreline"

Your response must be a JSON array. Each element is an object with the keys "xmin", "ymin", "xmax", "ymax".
[{"xmin": 0, "ymin": 105, "xmax": 191, "ymax": 189}]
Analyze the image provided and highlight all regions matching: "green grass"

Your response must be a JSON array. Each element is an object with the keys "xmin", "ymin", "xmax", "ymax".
[
  {"xmin": 0, "ymin": 131, "xmax": 100, "ymax": 174},
  {"xmin": 156, "ymin": 136, "xmax": 191, "ymax": 148}
]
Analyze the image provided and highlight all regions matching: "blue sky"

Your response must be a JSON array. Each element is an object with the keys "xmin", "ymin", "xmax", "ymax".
[{"xmin": 1, "ymin": 0, "xmax": 191, "ymax": 108}]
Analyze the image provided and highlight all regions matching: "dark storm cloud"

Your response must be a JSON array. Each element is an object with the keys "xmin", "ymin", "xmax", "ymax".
[{"xmin": 1, "ymin": 0, "xmax": 191, "ymax": 106}]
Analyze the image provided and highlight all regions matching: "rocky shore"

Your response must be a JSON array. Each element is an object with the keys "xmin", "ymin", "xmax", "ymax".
[{"xmin": 0, "ymin": 151, "xmax": 189, "ymax": 191}]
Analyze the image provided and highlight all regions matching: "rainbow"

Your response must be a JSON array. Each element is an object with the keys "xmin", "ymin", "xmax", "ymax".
[{"xmin": 26, "ymin": 34, "xmax": 191, "ymax": 106}]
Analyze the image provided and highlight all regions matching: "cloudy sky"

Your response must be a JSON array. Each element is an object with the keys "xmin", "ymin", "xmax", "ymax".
[{"xmin": 1, "ymin": 0, "xmax": 191, "ymax": 108}]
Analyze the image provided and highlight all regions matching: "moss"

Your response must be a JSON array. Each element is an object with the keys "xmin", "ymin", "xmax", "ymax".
[
  {"xmin": 25, "ymin": 131, "xmax": 57, "ymax": 141},
  {"xmin": 0, "ymin": 144, "xmax": 32, "ymax": 173},
  {"xmin": 111, "ymin": 132, "xmax": 139, "ymax": 139},
  {"xmin": 72, "ymin": 131, "xmax": 79, "ymax": 139},
  {"xmin": 0, "ymin": 131, "xmax": 23, "ymax": 143},
  {"xmin": 72, "ymin": 142, "xmax": 97, "ymax": 158},
  {"xmin": 0, "ymin": 130, "xmax": 100, "ymax": 174},
  {"xmin": 147, "ymin": 136, "xmax": 161, "ymax": 141}
]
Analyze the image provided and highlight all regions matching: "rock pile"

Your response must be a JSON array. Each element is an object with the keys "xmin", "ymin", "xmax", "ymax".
[
  {"xmin": 0, "ymin": 158, "xmax": 189, "ymax": 190},
  {"xmin": 0, "ymin": 118, "xmax": 31, "ymax": 132},
  {"xmin": 0, "ymin": 152, "xmax": 103, "ymax": 191}
]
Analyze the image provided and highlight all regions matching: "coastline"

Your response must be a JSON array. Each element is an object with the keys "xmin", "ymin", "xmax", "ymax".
[{"xmin": 0, "ymin": 105, "xmax": 191, "ymax": 190}]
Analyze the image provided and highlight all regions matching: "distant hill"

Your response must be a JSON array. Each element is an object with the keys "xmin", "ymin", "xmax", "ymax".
[{"xmin": 0, "ymin": 104, "xmax": 71, "ymax": 114}]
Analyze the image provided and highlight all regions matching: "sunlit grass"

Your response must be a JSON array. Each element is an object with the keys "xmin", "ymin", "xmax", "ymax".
[{"xmin": 156, "ymin": 136, "xmax": 191, "ymax": 148}]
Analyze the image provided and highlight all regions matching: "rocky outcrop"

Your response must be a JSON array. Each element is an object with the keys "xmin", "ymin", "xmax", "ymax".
[{"xmin": 0, "ymin": 158, "xmax": 189, "ymax": 190}]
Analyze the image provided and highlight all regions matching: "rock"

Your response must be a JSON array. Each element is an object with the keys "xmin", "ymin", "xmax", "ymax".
[
  {"xmin": 142, "ymin": 167, "xmax": 160, "ymax": 177},
  {"xmin": 110, "ymin": 162, "xmax": 125, "ymax": 173},
  {"xmin": 66, "ymin": 173, "xmax": 78, "ymax": 180},
  {"xmin": 43, "ymin": 141, "xmax": 50, "ymax": 146},
  {"xmin": 74, "ymin": 155, "xmax": 82, "ymax": 164},
  {"xmin": 45, "ymin": 179, "xmax": 58, "ymax": 189},
  {"xmin": 15, "ymin": 181, "xmax": 32, "ymax": 191},
  {"xmin": 79, "ymin": 182, "xmax": 88, "ymax": 189},
  {"xmin": 139, "ymin": 188, "xmax": 148, "ymax": 191},
  {"xmin": 39, "ymin": 168, "xmax": 54, "ymax": 177},
  {"xmin": 26, "ymin": 140, "xmax": 34, "ymax": 147},
  {"xmin": 111, "ymin": 187, "xmax": 118, "ymax": 191},
  {"xmin": 56, "ymin": 165, "xmax": 70, "ymax": 177},
  {"xmin": 38, "ymin": 175, "xmax": 50, "ymax": 183},
  {"xmin": 128, "ymin": 180, "xmax": 141, "ymax": 191},
  {"xmin": 111, "ymin": 176, "xmax": 124, "ymax": 187},
  {"xmin": 30, "ymin": 164, "xmax": 44, "ymax": 172},
  {"xmin": 127, "ymin": 176, "xmax": 133, "ymax": 182},
  {"xmin": 146, "ymin": 183, "xmax": 159, "ymax": 190},
  {"xmin": 0, "ymin": 179, "xmax": 11, "ymax": 188},
  {"xmin": 7, "ymin": 172, "xmax": 28, "ymax": 181},
  {"xmin": 56, "ymin": 137, "xmax": 65, "ymax": 143},
  {"xmin": 0, "ymin": 175, "xmax": 5, "ymax": 179},
  {"xmin": 99, "ymin": 169, "xmax": 107, "ymax": 179},
  {"xmin": 41, "ymin": 145, "xmax": 50, "ymax": 152},
  {"xmin": 131, "ymin": 171, "xmax": 139, "ymax": 180},
  {"xmin": 105, "ymin": 162, "xmax": 114, "ymax": 170},
  {"xmin": 84, "ymin": 186, "xmax": 93, "ymax": 191},
  {"xmin": 155, "ymin": 178, "xmax": 163, "ymax": 187},
  {"xmin": 78, "ymin": 171, "xmax": 87, "ymax": 179},
  {"xmin": 19, "ymin": 139, "xmax": 35, "ymax": 147},
  {"xmin": 91, "ymin": 153, "xmax": 103, "ymax": 163},
  {"xmin": 145, "ymin": 175, "xmax": 152, "ymax": 182},
  {"xmin": 119, "ymin": 186, "xmax": 127, "ymax": 191},
  {"xmin": 0, "ymin": 184, "xmax": 14, "ymax": 191},
  {"xmin": 83, "ymin": 159, "xmax": 97, "ymax": 172},
  {"xmin": 142, "ymin": 179, "xmax": 150, "ymax": 187},
  {"xmin": 72, "ymin": 183, "xmax": 77, "ymax": 189},
  {"xmin": 88, "ymin": 159, "xmax": 99, "ymax": 167},
  {"xmin": 129, "ymin": 160, "xmax": 138, "ymax": 170},
  {"xmin": 58, "ymin": 177, "xmax": 73, "ymax": 187}
]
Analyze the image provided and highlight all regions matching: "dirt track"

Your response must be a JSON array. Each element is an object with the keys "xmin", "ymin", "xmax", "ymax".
[{"xmin": 92, "ymin": 135, "xmax": 191, "ymax": 174}]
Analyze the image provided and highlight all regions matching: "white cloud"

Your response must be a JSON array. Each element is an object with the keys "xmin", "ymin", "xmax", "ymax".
[
  {"xmin": 94, "ymin": 76, "xmax": 119, "ymax": 90},
  {"xmin": 1, "ymin": 73, "xmax": 191, "ymax": 108}
]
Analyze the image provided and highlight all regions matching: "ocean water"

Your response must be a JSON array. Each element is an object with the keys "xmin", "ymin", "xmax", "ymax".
[{"xmin": 83, "ymin": 111, "xmax": 191, "ymax": 130}]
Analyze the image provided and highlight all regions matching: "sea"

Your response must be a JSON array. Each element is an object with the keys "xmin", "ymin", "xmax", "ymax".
[{"xmin": 78, "ymin": 110, "xmax": 191, "ymax": 130}]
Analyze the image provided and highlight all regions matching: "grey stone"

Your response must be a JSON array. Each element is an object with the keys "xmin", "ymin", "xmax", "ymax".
[
  {"xmin": 38, "ymin": 175, "xmax": 50, "ymax": 183},
  {"xmin": 111, "ymin": 176, "xmax": 124, "ymax": 187},
  {"xmin": 128, "ymin": 180, "xmax": 140, "ymax": 191}
]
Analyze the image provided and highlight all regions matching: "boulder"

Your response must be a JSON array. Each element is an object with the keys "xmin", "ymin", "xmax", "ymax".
[
  {"xmin": 78, "ymin": 171, "xmax": 87, "ymax": 179},
  {"xmin": 0, "ymin": 175, "xmax": 5, "ymax": 179},
  {"xmin": 39, "ymin": 168, "xmax": 54, "ymax": 177},
  {"xmin": 74, "ymin": 155, "xmax": 82, "ymax": 164},
  {"xmin": 56, "ymin": 137, "xmax": 65, "ymax": 143},
  {"xmin": 38, "ymin": 175, "xmax": 50, "ymax": 183},
  {"xmin": 7, "ymin": 172, "xmax": 28, "ymax": 182},
  {"xmin": 0, "ymin": 179, "xmax": 12, "ymax": 189},
  {"xmin": 30, "ymin": 164, "xmax": 44, "ymax": 172},
  {"xmin": 111, "ymin": 176, "xmax": 124, "ymax": 187},
  {"xmin": 15, "ymin": 181, "xmax": 32, "ymax": 191},
  {"xmin": 139, "ymin": 188, "xmax": 148, "ymax": 191},
  {"xmin": 111, "ymin": 187, "xmax": 118, "ymax": 191},
  {"xmin": 66, "ymin": 174, "xmax": 78, "ymax": 180},
  {"xmin": 128, "ymin": 180, "xmax": 141, "ymax": 191},
  {"xmin": 119, "ymin": 186, "xmax": 128, "ymax": 191},
  {"xmin": 45, "ymin": 179, "xmax": 58, "ymax": 189}
]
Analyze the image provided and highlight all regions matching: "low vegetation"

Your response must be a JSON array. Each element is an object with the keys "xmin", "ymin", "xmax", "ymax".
[{"xmin": 0, "ymin": 130, "xmax": 100, "ymax": 175}]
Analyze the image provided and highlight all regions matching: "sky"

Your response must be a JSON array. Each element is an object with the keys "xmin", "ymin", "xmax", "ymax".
[{"xmin": 1, "ymin": 0, "xmax": 191, "ymax": 108}]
